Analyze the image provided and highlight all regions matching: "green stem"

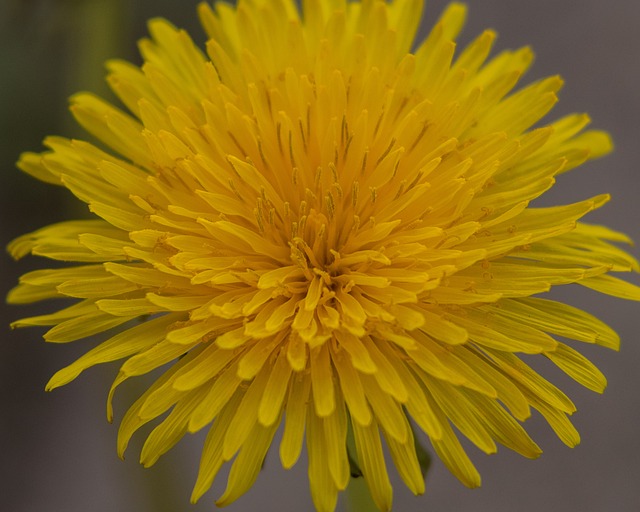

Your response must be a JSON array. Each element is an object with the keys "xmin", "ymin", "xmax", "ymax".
[
  {"xmin": 67, "ymin": 0, "xmax": 130, "ymax": 98},
  {"xmin": 63, "ymin": 0, "xmax": 132, "ymax": 218},
  {"xmin": 347, "ymin": 476, "xmax": 379, "ymax": 512},
  {"xmin": 345, "ymin": 417, "xmax": 379, "ymax": 511}
]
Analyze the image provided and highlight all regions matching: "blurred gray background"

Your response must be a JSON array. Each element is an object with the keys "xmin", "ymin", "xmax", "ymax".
[{"xmin": 1, "ymin": 1, "xmax": 639, "ymax": 511}]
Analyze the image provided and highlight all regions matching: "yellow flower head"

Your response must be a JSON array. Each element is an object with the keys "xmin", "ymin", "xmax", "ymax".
[{"xmin": 8, "ymin": 1, "xmax": 640, "ymax": 511}]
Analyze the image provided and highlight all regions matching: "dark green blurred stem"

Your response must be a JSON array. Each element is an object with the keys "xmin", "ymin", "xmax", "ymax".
[
  {"xmin": 345, "ymin": 420, "xmax": 378, "ymax": 511},
  {"xmin": 345, "ymin": 420, "xmax": 431, "ymax": 511},
  {"xmin": 67, "ymin": 0, "xmax": 130, "ymax": 98},
  {"xmin": 69, "ymin": 5, "xmax": 180, "ymax": 511},
  {"xmin": 64, "ymin": 0, "xmax": 133, "ymax": 218},
  {"xmin": 347, "ymin": 476, "xmax": 379, "ymax": 512}
]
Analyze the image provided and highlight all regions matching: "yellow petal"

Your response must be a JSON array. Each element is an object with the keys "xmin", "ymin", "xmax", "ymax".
[
  {"xmin": 352, "ymin": 418, "xmax": 393, "ymax": 512},
  {"xmin": 280, "ymin": 372, "xmax": 311, "ymax": 469}
]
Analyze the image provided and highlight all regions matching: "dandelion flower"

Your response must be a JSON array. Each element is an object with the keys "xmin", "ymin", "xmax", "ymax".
[{"xmin": 8, "ymin": 1, "xmax": 640, "ymax": 511}]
